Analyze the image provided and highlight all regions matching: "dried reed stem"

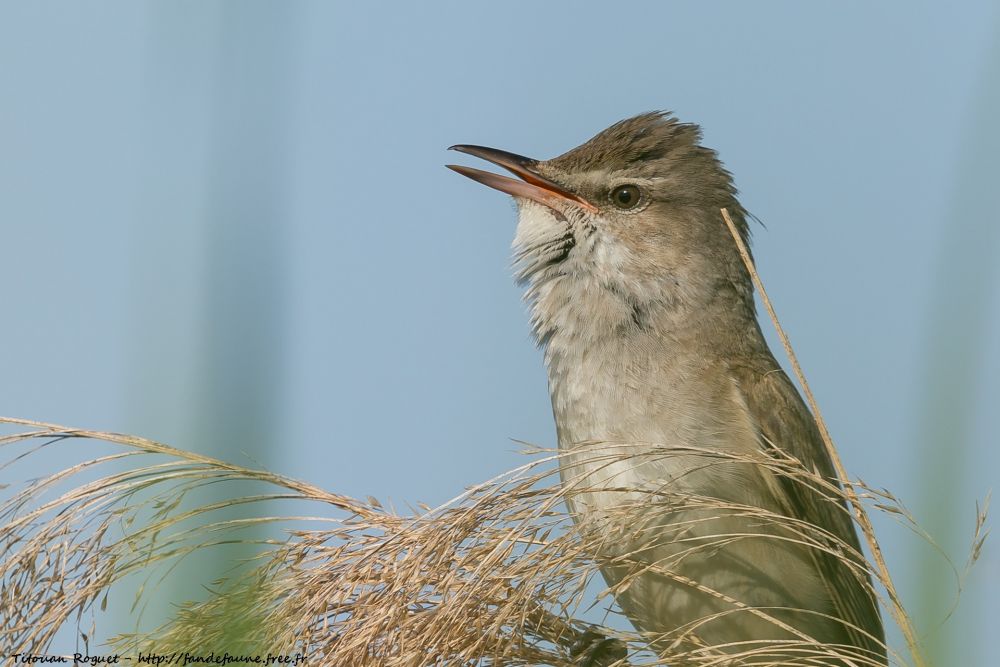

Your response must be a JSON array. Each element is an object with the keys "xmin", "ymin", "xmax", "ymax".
[{"xmin": 720, "ymin": 207, "xmax": 925, "ymax": 667}]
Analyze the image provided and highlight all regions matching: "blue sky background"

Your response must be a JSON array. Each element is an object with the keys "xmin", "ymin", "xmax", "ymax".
[{"xmin": 1, "ymin": 1, "xmax": 997, "ymax": 664}]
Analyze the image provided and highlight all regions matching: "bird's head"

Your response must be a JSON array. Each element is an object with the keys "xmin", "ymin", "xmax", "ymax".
[{"xmin": 449, "ymin": 112, "xmax": 754, "ymax": 343}]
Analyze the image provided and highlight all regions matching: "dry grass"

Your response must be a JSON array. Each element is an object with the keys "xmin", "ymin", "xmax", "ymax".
[
  {"xmin": 1, "ymin": 416, "xmax": 984, "ymax": 665},
  {"xmin": 0, "ymin": 210, "xmax": 988, "ymax": 665}
]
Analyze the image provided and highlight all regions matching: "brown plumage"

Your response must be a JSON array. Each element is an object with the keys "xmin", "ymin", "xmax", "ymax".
[{"xmin": 449, "ymin": 112, "xmax": 886, "ymax": 665}]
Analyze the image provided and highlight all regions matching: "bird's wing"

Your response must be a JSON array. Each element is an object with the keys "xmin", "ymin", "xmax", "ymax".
[{"xmin": 730, "ymin": 357, "xmax": 887, "ymax": 663}]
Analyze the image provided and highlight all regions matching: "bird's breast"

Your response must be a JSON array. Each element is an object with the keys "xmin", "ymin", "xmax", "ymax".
[
  {"xmin": 544, "ymin": 334, "xmax": 833, "ymax": 647},
  {"xmin": 545, "ymin": 331, "xmax": 774, "ymax": 512}
]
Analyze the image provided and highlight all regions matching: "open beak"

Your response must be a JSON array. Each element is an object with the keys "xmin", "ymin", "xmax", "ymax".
[{"xmin": 446, "ymin": 145, "xmax": 597, "ymax": 213}]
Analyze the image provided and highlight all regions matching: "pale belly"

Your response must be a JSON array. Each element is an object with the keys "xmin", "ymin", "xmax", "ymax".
[{"xmin": 551, "ymin": 376, "xmax": 840, "ymax": 658}]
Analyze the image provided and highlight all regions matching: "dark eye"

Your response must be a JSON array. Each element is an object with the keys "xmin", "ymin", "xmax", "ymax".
[{"xmin": 610, "ymin": 184, "xmax": 641, "ymax": 210}]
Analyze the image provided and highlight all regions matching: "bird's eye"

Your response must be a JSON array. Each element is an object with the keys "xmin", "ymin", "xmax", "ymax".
[{"xmin": 610, "ymin": 184, "xmax": 641, "ymax": 210}]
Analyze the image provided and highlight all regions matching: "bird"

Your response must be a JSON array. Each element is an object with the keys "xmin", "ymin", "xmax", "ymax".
[{"xmin": 446, "ymin": 112, "xmax": 886, "ymax": 666}]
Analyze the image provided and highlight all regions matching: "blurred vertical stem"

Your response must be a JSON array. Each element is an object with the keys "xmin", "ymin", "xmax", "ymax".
[
  {"xmin": 127, "ymin": 1, "xmax": 298, "ymax": 646},
  {"xmin": 911, "ymin": 17, "xmax": 1000, "ymax": 667},
  {"xmin": 196, "ymin": 4, "xmax": 294, "ymax": 464},
  {"xmin": 191, "ymin": 1, "xmax": 297, "ymax": 648}
]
